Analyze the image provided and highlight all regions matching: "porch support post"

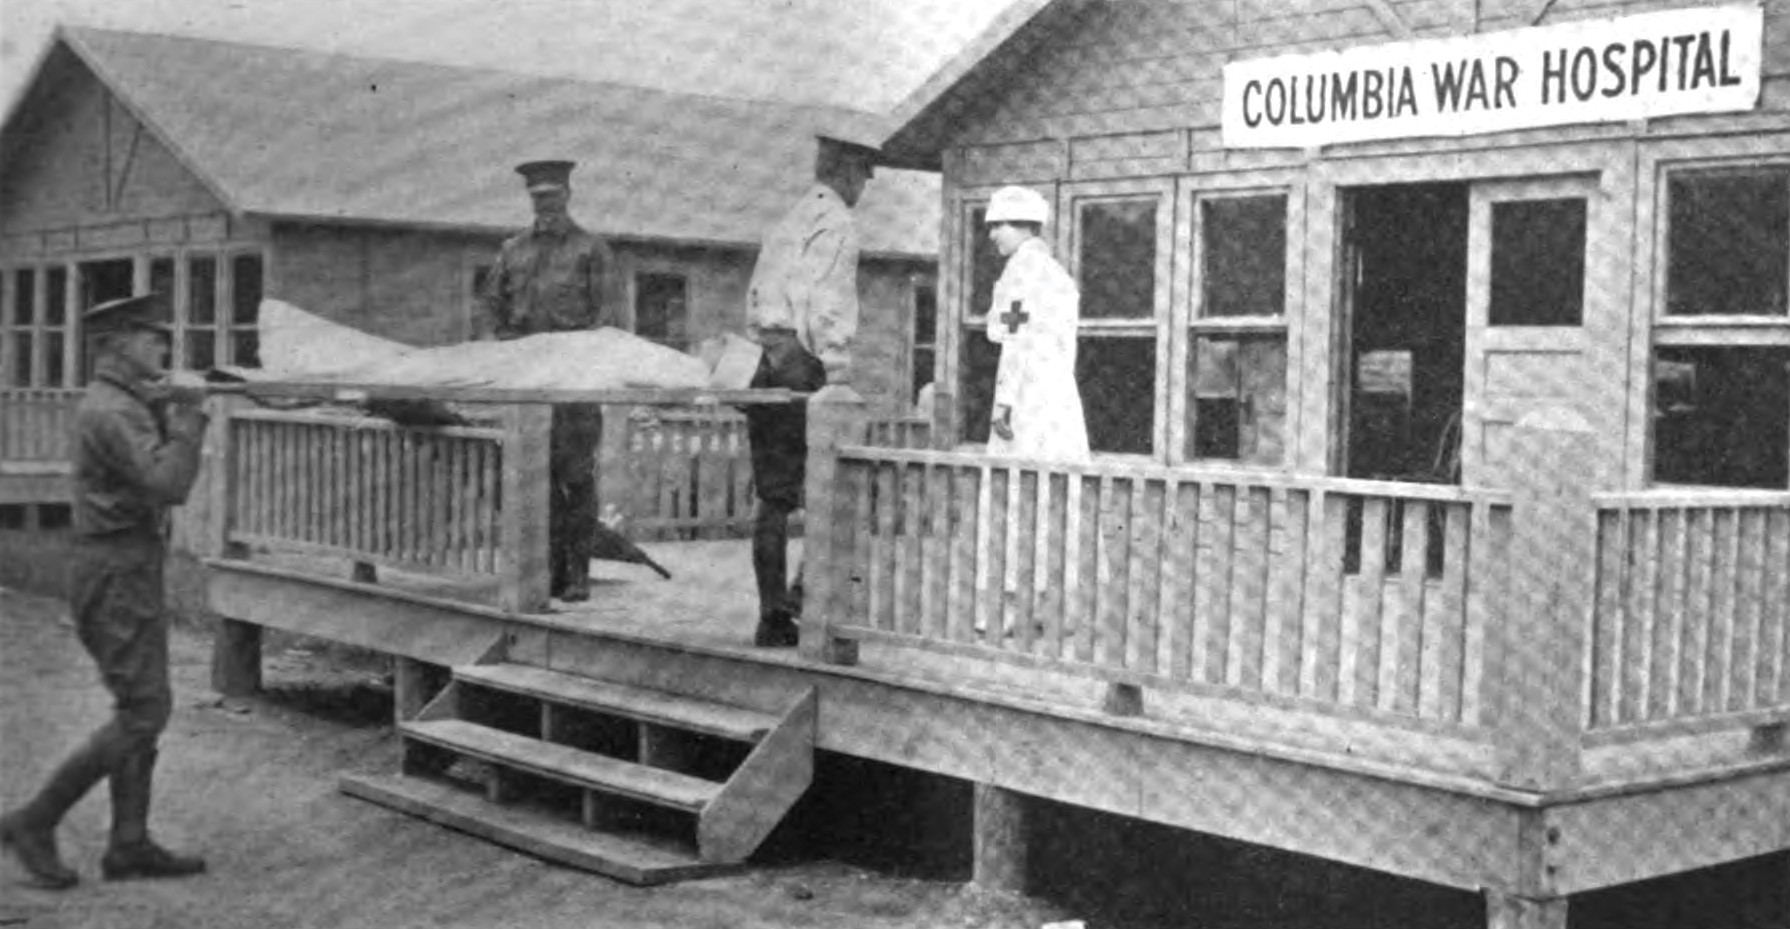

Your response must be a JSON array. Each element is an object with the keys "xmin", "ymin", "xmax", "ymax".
[
  {"xmin": 1485, "ymin": 890, "xmax": 1568, "ymax": 929},
  {"xmin": 498, "ymin": 402, "xmax": 552, "ymax": 614},
  {"xmin": 211, "ymin": 619, "xmax": 262, "ymax": 696},
  {"xmin": 799, "ymin": 384, "xmax": 867, "ymax": 665},
  {"xmin": 1489, "ymin": 412, "xmax": 1597, "ymax": 791},
  {"xmin": 392, "ymin": 656, "xmax": 431, "ymax": 722},
  {"xmin": 973, "ymin": 783, "xmax": 1029, "ymax": 893}
]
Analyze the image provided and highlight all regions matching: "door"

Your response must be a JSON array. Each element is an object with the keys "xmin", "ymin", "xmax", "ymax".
[{"xmin": 1460, "ymin": 176, "xmax": 1602, "ymax": 489}]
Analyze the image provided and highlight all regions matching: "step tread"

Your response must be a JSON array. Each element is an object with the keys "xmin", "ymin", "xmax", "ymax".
[
  {"xmin": 456, "ymin": 664, "xmax": 776, "ymax": 742},
  {"xmin": 401, "ymin": 719, "xmax": 721, "ymax": 812},
  {"xmin": 339, "ymin": 773, "xmax": 741, "ymax": 885}
]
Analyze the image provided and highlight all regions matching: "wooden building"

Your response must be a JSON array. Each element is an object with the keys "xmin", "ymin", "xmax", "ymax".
[
  {"xmin": 44, "ymin": 3, "xmax": 1790, "ymax": 928},
  {"xmin": 0, "ymin": 26, "xmax": 941, "ymax": 517}
]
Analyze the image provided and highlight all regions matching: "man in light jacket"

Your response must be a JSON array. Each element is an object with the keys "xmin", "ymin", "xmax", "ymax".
[
  {"xmin": 984, "ymin": 185, "xmax": 1090, "ymax": 462},
  {"xmin": 741, "ymin": 134, "xmax": 875, "ymax": 647}
]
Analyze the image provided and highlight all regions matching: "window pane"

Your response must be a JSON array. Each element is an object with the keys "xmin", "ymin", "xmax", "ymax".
[
  {"xmin": 1667, "ymin": 171, "xmax": 1789, "ymax": 317},
  {"xmin": 967, "ymin": 206, "xmax": 1002, "ymax": 320},
  {"xmin": 1653, "ymin": 346, "xmax": 1790, "ymax": 488},
  {"xmin": 1077, "ymin": 335, "xmax": 1155, "ymax": 454},
  {"xmin": 232, "ymin": 254, "xmax": 263, "ymax": 325},
  {"xmin": 1490, "ymin": 199, "xmax": 1585, "ymax": 326},
  {"xmin": 1202, "ymin": 196, "xmax": 1287, "ymax": 317},
  {"xmin": 914, "ymin": 281, "xmax": 937, "ymax": 346},
  {"xmin": 1078, "ymin": 199, "xmax": 1157, "ymax": 320},
  {"xmin": 44, "ymin": 332, "xmax": 64, "ymax": 385},
  {"xmin": 1188, "ymin": 334, "xmax": 1286, "ymax": 464},
  {"xmin": 10, "ymin": 333, "xmax": 32, "ymax": 386},
  {"xmin": 633, "ymin": 272, "xmax": 688, "ymax": 347},
  {"xmin": 958, "ymin": 328, "xmax": 1000, "ymax": 444},
  {"xmin": 189, "ymin": 256, "xmax": 217, "ymax": 324},
  {"xmin": 15, "ymin": 269, "xmax": 34, "ymax": 325},
  {"xmin": 911, "ymin": 347, "xmax": 935, "ymax": 403},
  {"xmin": 45, "ymin": 267, "xmax": 66, "ymax": 326},
  {"xmin": 231, "ymin": 330, "xmax": 260, "ymax": 368},
  {"xmin": 186, "ymin": 330, "xmax": 215, "ymax": 370}
]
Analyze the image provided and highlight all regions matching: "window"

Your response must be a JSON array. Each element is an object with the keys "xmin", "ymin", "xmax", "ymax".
[
  {"xmin": 230, "ymin": 253, "xmax": 262, "ymax": 367},
  {"xmin": 0, "ymin": 265, "xmax": 82, "ymax": 388},
  {"xmin": 911, "ymin": 278, "xmax": 937, "ymax": 404},
  {"xmin": 44, "ymin": 267, "xmax": 67, "ymax": 386},
  {"xmin": 1188, "ymin": 194, "xmax": 1289, "ymax": 465},
  {"xmin": 185, "ymin": 254, "xmax": 218, "ymax": 370},
  {"xmin": 1076, "ymin": 197, "xmax": 1160, "ymax": 455},
  {"xmin": 1652, "ymin": 165, "xmax": 1790, "ymax": 488},
  {"xmin": 633, "ymin": 272, "xmax": 688, "ymax": 350},
  {"xmin": 1490, "ymin": 199, "xmax": 1585, "ymax": 326}
]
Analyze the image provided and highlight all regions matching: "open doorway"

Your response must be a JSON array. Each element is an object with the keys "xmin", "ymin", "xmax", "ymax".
[{"xmin": 1341, "ymin": 183, "xmax": 1468, "ymax": 484}]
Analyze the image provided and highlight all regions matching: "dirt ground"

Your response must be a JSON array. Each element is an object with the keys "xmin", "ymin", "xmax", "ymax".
[{"xmin": 0, "ymin": 583, "xmax": 1066, "ymax": 929}]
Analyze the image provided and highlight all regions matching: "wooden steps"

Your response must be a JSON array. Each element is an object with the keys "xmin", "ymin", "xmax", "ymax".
[
  {"xmin": 342, "ymin": 662, "xmax": 815, "ymax": 885},
  {"xmin": 403, "ymin": 719, "xmax": 722, "ymax": 811}
]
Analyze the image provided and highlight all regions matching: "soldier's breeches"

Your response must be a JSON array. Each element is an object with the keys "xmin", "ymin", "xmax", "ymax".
[{"xmin": 69, "ymin": 539, "xmax": 173, "ymax": 761}]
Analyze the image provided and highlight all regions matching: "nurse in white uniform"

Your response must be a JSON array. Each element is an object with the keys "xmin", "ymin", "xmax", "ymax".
[{"xmin": 984, "ymin": 186, "xmax": 1090, "ymax": 462}]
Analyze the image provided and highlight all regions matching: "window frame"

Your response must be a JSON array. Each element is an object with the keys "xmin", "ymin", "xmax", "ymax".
[
  {"xmin": 909, "ymin": 271, "xmax": 938, "ymax": 407},
  {"xmin": 0, "ymin": 262, "xmax": 79, "ymax": 387},
  {"xmin": 631, "ymin": 269, "xmax": 691, "ymax": 352},
  {"xmin": 1176, "ymin": 178, "xmax": 1300, "ymax": 470},
  {"xmin": 1062, "ymin": 178, "xmax": 1175, "ymax": 461},
  {"xmin": 1646, "ymin": 151, "xmax": 1790, "ymax": 489}
]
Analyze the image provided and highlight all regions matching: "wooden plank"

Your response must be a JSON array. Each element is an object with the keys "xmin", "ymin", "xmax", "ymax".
[
  {"xmin": 1164, "ymin": 480, "xmax": 1198, "ymax": 681},
  {"xmin": 1650, "ymin": 510, "xmax": 1685, "ymax": 721},
  {"xmin": 872, "ymin": 462, "xmax": 898, "ymax": 631},
  {"xmin": 1301, "ymin": 492, "xmax": 1346, "ymax": 704},
  {"xmin": 1096, "ymin": 475, "xmax": 1129, "ymax": 670},
  {"xmin": 1064, "ymin": 474, "xmax": 1087, "ymax": 662},
  {"xmin": 498, "ymin": 405, "xmax": 552, "ymax": 613},
  {"xmin": 1344, "ymin": 497, "xmax": 1389, "ymax": 709},
  {"xmin": 697, "ymin": 689, "xmax": 816, "ymax": 863},
  {"xmin": 1621, "ymin": 510, "xmax": 1657, "ymax": 724},
  {"xmin": 924, "ymin": 463, "xmax": 951, "ymax": 639},
  {"xmin": 1193, "ymin": 483, "xmax": 1233, "ymax": 684},
  {"xmin": 1707, "ymin": 508, "xmax": 1739, "ymax": 714},
  {"xmin": 403, "ymin": 719, "xmax": 721, "ymax": 811},
  {"xmin": 1261, "ymin": 488, "xmax": 1305, "ymax": 697},
  {"xmin": 848, "ymin": 461, "xmax": 874, "ymax": 627},
  {"xmin": 1589, "ymin": 510, "xmax": 1626, "ymax": 729},
  {"xmin": 339, "ymin": 774, "xmax": 733, "ymax": 886},
  {"xmin": 971, "ymin": 465, "xmax": 998, "ymax": 641},
  {"xmin": 1012, "ymin": 469, "xmax": 1039, "ymax": 653},
  {"xmin": 983, "ymin": 466, "xmax": 1010, "ymax": 643},
  {"xmin": 950, "ymin": 465, "xmax": 979, "ymax": 643},
  {"xmin": 1428, "ymin": 503, "xmax": 1469, "ymax": 723},
  {"xmin": 1130, "ymin": 478, "xmax": 1163, "ymax": 675},
  {"xmin": 1388, "ymin": 499, "xmax": 1427, "ymax": 715},
  {"xmin": 1681, "ymin": 508, "xmax": 1715, "ymax": 718},
  {"xmin": 1040, "ymin": 473, "xmax": 1069, "ymax": 658},
  {"xmin": 1735, "ymin": 509, "xmax": 1766, "ymax": 712},
  {"xmin": 456, "ymin": 664, "xmax": 775, "ymax": 742},
  {"xmin": 1460, "ymin": 504, "xmax": 1505, "ymax": 728},
  {"xmin": 1227, "ymin": 486, "xmax": 1269, "ymax": 690},
  {"xmin": 897, "ymin": 462, "xmax": 923, "ymax": 636},
  {"xmin": 1765, "ymin": 510, "xmax": 1790, "ymax": 706}
]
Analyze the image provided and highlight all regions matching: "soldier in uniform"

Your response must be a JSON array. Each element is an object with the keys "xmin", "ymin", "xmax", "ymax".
[
  {"xmin": 478, "ymin": 159, "xmax": 620, "ymax": 602},
  {"xmin": 0, "ymin": 294, "xmax": 208, "ymax": 888},
  {"xmin": 742, "ymin": 134, "xmax": 876, "ymax": 647}
]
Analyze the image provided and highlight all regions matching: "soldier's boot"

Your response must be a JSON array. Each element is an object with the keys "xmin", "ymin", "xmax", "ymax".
[
  {"xmin": 0, "ymin": 738, "xmax": 114, "ymax": 889},
  {"xmin": 100, "ymin": 751, "xmax": 205, "ymax": 881}
]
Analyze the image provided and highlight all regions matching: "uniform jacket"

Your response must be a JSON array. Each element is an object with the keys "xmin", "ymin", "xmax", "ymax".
[
  {"xmin": 987, "ymin": 237, "xmax": 1090, "ymax": 462},
  {"xmin": 71, "ymin": 356, "xmax": 207, "ymax": 539},
  {"xmin": 745, "ymin": 183, "xmax": 859, "ymax": 379},
  {"xmin": 479, "ymin": 215, "xmax": 618, "ymax": 339}
]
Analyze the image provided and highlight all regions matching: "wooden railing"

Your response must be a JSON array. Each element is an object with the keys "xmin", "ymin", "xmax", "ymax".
[
  {"xmin": 810, "ymin": 444, "xmax": 1515, "ymax": 735},
  {"xmin": 0, "ymin": 388, "xmax": 82, "ymax": 464},
  {"xmin": 207, "ymin": 398, "xmax": 551, "ymax": 611},
  {"xmin": 1587, "ymin": 490, "xmax": 1790, "ymax": 740},
  {"xmin": 613, "ymin": 407, "xmax": 932, "ymax": 540}
]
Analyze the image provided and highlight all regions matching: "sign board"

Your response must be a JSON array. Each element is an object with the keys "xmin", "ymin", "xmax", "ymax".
[
  {"xmin": 1222, "ymin": 5, "xmax": 1763, "ymax": 149},
  {"xmin": 1358, "ymin": 349, "xmax": 1413, "ymax": 396}
]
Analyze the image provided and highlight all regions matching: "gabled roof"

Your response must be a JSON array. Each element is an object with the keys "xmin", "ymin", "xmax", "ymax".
[
  {"xmin": 4, "ymin": 27, "xmax": 937, "ymax": 258},
  {"xmin": 880, "ymin": 0, "xmax": 1086, "ymax": 171}
]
